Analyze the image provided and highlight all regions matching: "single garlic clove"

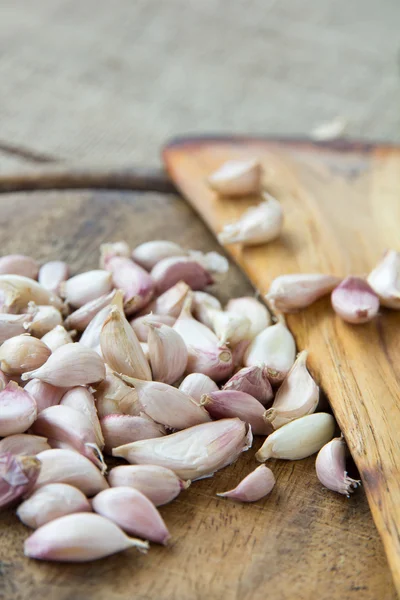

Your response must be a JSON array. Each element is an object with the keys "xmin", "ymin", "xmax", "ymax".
[
  {"xmin": 206, "ymin": 308, "xmax": 250, "ymax": 345},
  {"xmin": 100, "ymin": 306, "xmax": 152, "ymax": 380},
  {"xmin": 201, "ymin": 390, "xmax": 272, "ymax": 435},
  {"xmin": 151, "ymin": 256, "xmax": 213, "ymax": 295},
  {"xmin": 23, "ymin": 378, "xmax": 66, "ymax": 413},
  {"xmin": 132, "ymin": 240, "xmax": 188, "ymax": 271},
  {"xmin": 61, "ymin": 386, "xmax": 104, "ymax": 449},
  {"xmin": 130, "ymin": 313, "xmax": 176, "ymax": 342},
  {"xmin": 256, "ymin": 413, "xmax": 335, "ymax": 462},
  {"xmin": 0, "ymin": 381, "xmax": 37, "ymax": 436},
  {"xmin": 102, "ymin": 255, "xmax": 154, "ymax": 316},
  {"xmin": 266, "ymin": 273, "xmax": 341, "ymax": 312},
  {"xmin": 147, "ymin": 322, "xmax": 188, "ymax": 384},
  {"xmin": 60, "ymin": 270, "xmax": 113, "ymax": 309},
  {"xmin": 118, "ymin": 375, "xmax": 211, "ymax": 430},
  {"xmin": 223, "ymin": 365, "xmax": 273, "ymax": 406},
  {"xmin": 38, "ymin": 260, "xmax": 69, "ymax": 294},
  {"xmin": 21, "ymin": 342, "xmax": 106, "ymax": 387},
  {"xmin": 192, "ymin": 291, "xmax": 222, "ymax": 328},
  {"xmin": 226, "ymin": 296, "xmax": 271, "ymax": 339},
  {"xmin": 41, "ymin": 325, "xmax": 74, "ymax": 352},
  {"xmin": 0, "ymin": 313, "xmax": 33, "ymax": 344},
  {"xmin": 93, "ymin": 371, "xmax": 139, "ymax": 418},
  {"xmin": 25, "ymin": 304, "xmax": 63, "ymax": 337},
  {"xmin": 367, "ymin": 249, "xmax": 400, "ymax": 309},
  {"xmin": 0, "ymin": 254, "xmax": 39, "ymax": 279},
  {"xmin": 92, "ymin": 486, "xmax": 170, "ymax": 545},
  {"xmin": 101, "ymin": 414, "xmax": 166, "ymax": 453},
  {"xmin": 244, "ymin": 316, "xmax": 296, "ymax": 385},
  {"xmin": 207, "ymin": 159, "xmax": 262, "ymax": 197},
  {"xmin": 331, "ymin": 276, "xmax": 380, "ymax": 324},
  {"xmin": 316, "ymin": 436, "xmax": 360, "ymax": 496},
  {"xmin": 231, "ymin": 339, "xmax": 251, "ymax": 371},
  {"xmin": 217, "ymin": 464, "xmax": 275, "ymax": 502},
  {"xmin": 264, "ymin": 350, "xmax": 319, "ymax": 429},
  {"xmin": 108, "ymin": 464, "xmax": 189, "ymax": 506},
  {"xmin": 99, "ymin": 241, "xmax": 131, "ymax": 264},
  {"xmin": 17, "ymin": 483, "xmax": 92, "ymax": 529},
  {"xmin": 113, "ymin": 417, "xmax": 252, "ymax": 481},
  {"xmin": 24, "ymin": 512, "xmax": 148, "ymax": 562},
  {"xmin": 34, "ymin": 449, "xmax": 109, "ymax": 496},
  {"xmin": 187, "ymin": 250, "xmax": 229, "ymax": 274},
  {"xmin": 64, "ymin": 291, "xmax": 115, "ymax": 332},
  {"xmin": 218, "ymin": 193, "xmax": 283, "ymax": 246},
  {"xmin": 179, "ymin": 373, "xmax": 219, "ymax": 402},
  {"xmin": 1, "ymin": 453, "xmax": 41, "ymax": 510},
  {"xmin": 0, "ymin": 334, "xmax": 51, "ymax": 375},
  {"xmin": 0, "ymin": 274, "xmax": 63, "ymax": 312},
  {"xmin": 144, "ymin": 281, "xmax": 190, "ymax": 318},
  {"xmin": 0, "ymin": 434, "xmax": 50, "ymax": 456}
]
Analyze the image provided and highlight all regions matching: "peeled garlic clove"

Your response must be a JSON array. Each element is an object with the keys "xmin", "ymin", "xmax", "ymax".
[
  {"xmin": 132, "ymin": 240, "xmax": 187, "ymax": 271},
  {"xmin": 201, "ymin": 390, "xmax": 272, "ymax": 435},
  {"xmin": 118, "ymin": 375, "xmax": 211, "ymax": 430},
  {"xmin": 0, "ymin": 381, "xmax": 37, "ymax": 436},
  {"xmin": 367, "ymin": 250, "xmax": 400, "ymax": 309},
  {"xmin": 1, "ymin": 453, "xmax": 41, "ymax": 510},
  {"xmin": 101, "ymin": 414, "xmax": 166, "ymax": 453},
  {"xmin": 94, "ymin": 371, "xmax": 139, "ymax": 418},
  {"xmin": 23, "ymin": 378, "xmax": 66, "ymax": 413},
  {"xmin": 24, "ymin": 512, "xmax": 148, "ymax": 562},
  {"xmin": 244, "ymin": 316, "xmax": 296, "ymax": 385},
  {"xmin": 0, "ymin": 334, "xmax": 51, "ymax": 375},
  {"xmin": 0, "ymin": 434, "xmax": 50, "ymax": 456},
  {"xmin": 266, "ymin": 273, "xmax": 341, "ymax": 312},
  {"xmin": 0, "ymin": 274, "xmax": 63, "ymax": 312},
  {"xmin": 331, "ymin": 276, "xmax": 379, "ymax": 324},
  {"xmin": 113, "ymin": 417, "xmax": 252, "ymax": 481},
  {"xmin": 17, "ymin": 483, "xmax": 92, "ymax": 528},
  {"xmin": 145, "ymin": 281, "xmax": 190, "ymax": 317},
  {"xmin": 179, "ymin": 373, "xmax": 218, "ymax": 402},
  {"xmin": 64, "ymin": 291, "xmax": 115, "ymax": 331},
  {"xmin": 92, "ymin": 486, "xmax": 170, "ymax": 545},
  {"xmin": 100, "ymin": 306, "xmax": 152, "ymax": 380},
  {"xmin": 147, "ymin": 323, "xmax": 188, "ymax": 384},
  {"xmin": 41, "ymin": 325, "xmax": 74, "ymax": 352},
  {"xmin": 130, "ymin": 313, "xmax": 175, "ymax": 342},
  {"xmin": 226, "ymin": 297, "xmax": 271, "ymax": 339},
  {"xmin": 25, "ymin": 304, "xmax": 63, "ymax": 337},
  {"xmin": 108, "ymin": 464, "xmax": 189, "ymax": 506},
  {"xmin": 223, "ymin": 365, "xmax": 273, "ymax": 405},
  {"xmin": 316, "ymin": 437, "xmax": 360, "ymax": 496},
  {"xmin": 0, "ymin": 313, "xmax": 32, "ymax": 344},
  {"xmin": 61, "ymin": 270, "xmax": 113, "ymax": 309},
  {"xmin": 34, "ymin": 449, "xmax": 108, "ymax": 496},
  {"xmin": 218, "ymin": 193, "xmax": 283, "ymax": 246},
  {"xmin": 207, "ymin": 159, "xmax": 262, "ymax": 197},
  {"xmin": 61, "ymin": 387, "xmax": 104, "ymax": 449},
  {"xmin": 256, "ymin": 413, "xmax": 335, "ymax": 462},
  {"xmin": 187, "ymin": 250, "xmax": 229, "ymax": 274},
  {"xmin": 217, "ymin": 464, "xmax": 275, "ymax": 502},
  {"xmin": 0, "ymin": 254, "xmax": 39, "ymax": 279},
  {"xmin": 151, "ymin": 257, "xmax": 213, "ymax": 295},
  {"xmin": 22, "ymin": 343, "xmax": 106, "ymax": 387},
  {"xmin": 38, "ymin": 261, "xmax": 69, "ymax": 294},
  {"xmin": 265, "ymin": 350, "xmax": 319, "ymax": 429},
  {"xmin": 192, "ymin": 291, "xmax": 222, "ymax": 328},
  {"xmin": 207, "ymin": 308, "xmax": 250, "ymax": 345}
]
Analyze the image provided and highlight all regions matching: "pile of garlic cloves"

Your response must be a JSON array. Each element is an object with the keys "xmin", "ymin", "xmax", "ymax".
[{"xmin": 0, "ymin": 243, "xmax": 359, "ymax": 565}]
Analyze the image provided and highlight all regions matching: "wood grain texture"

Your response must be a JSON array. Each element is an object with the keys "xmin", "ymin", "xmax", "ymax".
[
  {"xmin": 0, "ymin": 187, "xmax": 395, "ymax": 600},
  {"xmin": 163, "ymin": 135, "xmax": 400, "ymax": 596}
]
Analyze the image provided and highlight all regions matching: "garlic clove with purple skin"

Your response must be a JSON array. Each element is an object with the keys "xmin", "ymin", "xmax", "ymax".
[
  {"xmin": 0, "ymin": 382, "xmax": 37, "ymax": 436},
  {"xmin": 64, "ymin": 290, "xmax": 115, "ymax": 332},
  {"xmin": 23, "ymin": 379, "xmax": 66, "ymax": 413},
  {"xmin": 0, "ymin": 274, "xmax": 63, "ymax": 312},
  {"xmin": 147, "ymin": 322, "xmax": 188, "ymax": 384},
  {"xmin": 0, "ymin": 434, "xmax": 50, "ymax": 456},
  {"xmin": 132, "ymin": 240, "xmax": 188, "ymax": 271},
  {"xmin": 60, "ymin": 270, "xmax": 113, "ymax": 309},
  {"xmin": 101, "ymin": 414, "xmax": 166, "ymax": 453},
  {"xmin": 144, "ymin": 281, "xmax": 190, "ymax": 318},
  {"xmin": 316, "ymin": 436, "xmax": 360, "ymax": 496},
  {"xmin": 41, "ymin": 325, "xmax": 74, "ymax": 352},
  {"xmin": 266, "ymin": 273, "xmax": 341, "ymax": 312},
  {"xmin": 179, "ymin": 373, "xmax": 219, "ymax": 403},
  {"xmin": 94, "ymin": 371, "xmax": 140, "ymax": 418},
  {"xmin": 223, "ymin": 365, "xmax": 273, "ymax": 406},
  {"xmin": 367, "ymin": 249, "xmax": 400, "ymax": 309},
  {"xmin": 0, "ymin": 254, "xmax": 39, "ymax": 279},
  {"xmin": 1, "ymin": 453, "xmax": 41, "ymax": 510},
  {"xmin": 38, "ymin": 261, "xmax": 69, "ymax": 295},
  {"xmin": 0, "ymin": 313, "xmax": 33, "ymax": 344},
  {"xmin": 231, "ymin": 339, "xmax": 250, "ymax": 371},
  {"xmin": 0, "ymin": 334, "xmax": 51, "ymax": 376},
  {"xmin": 151, "ymin": 256, "xmax": 213, "ymax": 295},
  {"xmin": 217, "ymin": 465, "xmax": 275, "ymax": 502},
  {"xmin": 207, "ymin": 159, "xmax": 262, "ymax": 197},
  {"xmin": 130, "ymin": 313, "xmax": 175, "ymax": 342},
  {"xmin": 101, "ymin": 253, "xmax": 154, "ymax": 315},
  {"xmin": 226, "ymin": 296, "xmax": 271, "ymax": 339},
  {"xmin": 331, "ymin": 276, "xmax": 380, "ymax": 324},
  {"xmin": 201, "ymin": 390, "xmax": 273, "ymax": 435},
  {"xmin": 61, "ymin": 386, "xmax": 104, "ymax": 449}
]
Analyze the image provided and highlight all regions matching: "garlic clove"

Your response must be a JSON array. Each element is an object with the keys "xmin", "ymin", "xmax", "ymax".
[
  {"xmin": 108, "ymin": 464, "xmax": 189, "ymax": 506},
  {"xmin": 60, "ymin": 270, "xmax": 113, "ymax": 309},
  {"xmin": 1, "ymin": 453, "xmax": 41, "ymax": 510},
  {"xmin": 99, "ymin": 241, "xmax": 131, "ymax": 264},
  {"xmin": 0, "ymin": 434, "xmax": 50, "ymax": 456},
  {"xmin": 226, "ymin": 296, "xmax": 271, "ymax": 339},
  {"xmin": 64, "ymin": 291, "xmax": 115, "ymax": 332},
  {"xmin": 93, "ymin": 371, "xmax": 139, "ymax": 418},
  {"xmin": 47, "ymin": 438, "xmax": 78, "ymax": 452},
  {"xmin": 0, "ymin": 313, "xmax": 32, "ymax": 344},
  {"xmin": 179, "ymin": 373, "xmax": 219, "ymax": 402},
  {"xmin": 92, "ymin": 486, "xmax": 170, "ymax": 545},
  {"xmin": 0, "ymin": 334, "xmax": 51, "ymax": 375},
  {"xmin": 0, "ymin": 381, "xmax": 37, "ymax": 436},
  {"xmin": 38, "ymin": 261, "xmax": 69, "ymax": 294},
  {"xmin": 101, "ymin": 254, "xmax": 154, "ymax": 316},
  {"xmin": 34, "ymin": 449, "xmax": 109, "ymax": 496},
  {"xmin": 201, "ymin": 390, "xmax": 272, "ymax": 435},
  {"xmin": 187, "ymin": 250, "xmax": 229, "ymax": 274},
  {"xmin": 218, "ymin": 193, "xmax": 283, "ymax": 246},
  {"xmin": 331, "ymin": 276, "xmax": 380, "ymax": 324},
  {"xmin": 244, "ymin": 316, "xmax": 296, "ymax": 385},
  {"xmin": 24, "ymin": 513, "xmax": 148, "ymax": 562},
  {"xmin": 113, "ymin": 417, "xmax": 252, "ymax": 481},
  {"xmin": 79, "ymin": 304, "xmax": 112, "ymax": 351},
  {"xmin": 264, "ymin": 350, "xmax": 319, "ymax": 429},
  {"xmin": 367, "ymin": 250, "xmax": 400, "ymax": 309},
  {"xmin": 100, "ymin": 306, "xmax": 152, "ymax": 380},
  {"xmin": 17, "ymin": 483, "xmax": 92, "ymax": 529},
  {"xmin": 132, "ymin": 240, "xmax": 188, "ymax": 271},
  {"xmin": 206, "ymin": 308, "xmax": 250, "ymax": 345},
  {"xmin": 144, "ymin": 281, "xmax": 190, "ymax": 318},
  {"xmin": 192, "ymin": 291, "xmax": 222, "ymax": 328},
  {"xmin": 266, "ymin": 273, "xmax": 341, "ymax": 312},
  {"xmin": 207, "ymin": 159, "xmax": 262, "ymax": 197},
  {"xmin": 231, "ymin": 339, "xmax": 250, "ymax": 371},
  {"xmin": 22, "ymin": 343, "xmax": 106, "ymax": 387},
  {"xmin": 223, "ymin": 365, "xmax": 273, "ymax": 405},
  {"xmin": 41, "ymin": 325, "xmax": 74, "ymax": 352},
  {"xmin": 151, "ymin": 256, "xmax": 213, "ymax": 295},
  {"xmin": 25, "ymin": 304, "xmax": 63, "ymax": 337},
  {"xmin": 23, "ymin": 378, "xmax": 66, "ymax": 413},
  {"xmin": 256, "ymin": 413, "xmax": 335, "ymax": 462},
  {"xmin": 130, "ymin": 313, "xmax": 176, "ymax": 342},
  {"xmin": 0, "ymin": 274, "xmax": 63, "ymax": 312},
  {"xmin": 101, "ymin": 414, "xmax": 166, "ymax": 453},
  {"xmin": 217, "ymin": 464, "xmax": 275, "ymax": 502},
  {"xmin": 316, "ymin": 436, "xmax": 360, "ymax": 496},
  {"xmin": 61, "ymin": 387, "xmax": 104, "ymax": 449},
  {"xmin": 0, "ymin": 255, "xmax": 39, "ymax": 279},
  {"xmin": 147, "ymin": 322, "xmax": 188, "ymax": 384}
]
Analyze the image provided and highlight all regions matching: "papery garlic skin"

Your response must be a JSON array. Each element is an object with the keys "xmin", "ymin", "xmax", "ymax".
[
  {"xmin": 266, "ymin": 273, "xmax": 341, "ymax": 312},
  {"xmin": 256, "ymin": 413, "xmax": 335, "ymax": 462},
  {"xmin": 132, "ymin": 240, "xmax": 187, "ymax": 271},
  {"xmin": 41, "ymin": 325, "xmax": 74, "ymax": 352},
  {"xmin": 0, "ymin": 434, "xmax": 50, "ymax": 456},
  {"xmin": 102, "ymin": 254, "xmax": 154, "ymax": 315},
  {"xmin": 0, "ymin": 313, "xmax": 32, "ymax": 344},
  {"xmin": 0, "ymin": 255, "xmax": 39, "ymax": 279},
  {"xmin": 61, "ymin": 270, "xmax": 113, "ymax": 309},
  {"xmin": 0, "ymin": 274, "xmax": 63, "ymax": 312},
  {"xmin": 131, "ymin": 313, "xmax": 175, "ymax": 342},
  {"xmin": 201, "ymin": 390, "xmax": 272, "ymax": 435},
  {"xmin": 147, "ymin": 323, "xmax": 188, "ymax": 384},
  {"xmin": 24, "ymin": 513, "xmax": 148, "ymax": 562},
  {"xmin": 94, "ymin": 372, "xmax": 139, "ymax": 418},
  {"xmin": 151, "ymin": 257, "xmax": 213, "ymax": 295},
  {"xmin": 264, "ymin": 351, "xmax": 319, "ymax": 429},
  {"xmin": 223, "ymin": 365, "xmax": 273, "ymax": 405},
  {"xmin": 113, "ymin": 418, "xmax": 252, "ymax": 481},
  {"xmin": 367, "ymin": 250, "xmax": 400, "ymax": 309},
  {"xmin": 226, "ymin": 297, "xmax": 271, "ymax": 339},
  {"xmin": 23, "ymin": 379, "xmax": 65, "ymax": 413},
  {"xmin": 0, "ymin": 382, "xmax": 37, "ymax": 436},
  {"xmin": 145, "ymin": 281, "xmax": 190, "ymax": 318},
  {"xmin": 26, "ymin": 304, "xmax": 63, "ymax": 337},
  {"xmin": 0, "ymin": 453, "xmax": 41, "ymax": 510},
  {"xmin": 64, "ymin": 291, "xmax": 115, "ymax": 332},
  {"xmin": 101, "ymin": 414, "xmax": 166, "ymax": 453},
  {"xmin": 179, "ymin": 373, "xmax": 219, "ymax": 402},
  {"xmin": 217, "ymin": 465, "xmax": 275, "ymax": 502},
  {"xmin": 316, "ymin": 437, "xmax": 360, "ymax": 496},
  {"xmin": 331, "ymin": 277, "xmax": 379, "ymax": 324},
  {"xmin": 38, "ymin": 261, "xmax": 69, "ymax": 294},
  {"xmin": 61, "ymin": 387, "xmax": 104, "ymax": 449},
  {"xmin": 207, "ymin": 159, "xmax": 262, "ymax": 197},
  {"xmin": 17, "ymin": 483, "xmax": 92, "ymax": 529},
  {"xmin": 0, "ymin": 334, "xmax": 51, "ymax": 376}
]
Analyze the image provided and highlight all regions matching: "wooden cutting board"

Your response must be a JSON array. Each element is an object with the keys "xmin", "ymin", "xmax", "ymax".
[{"xmin": 0, "ymin": 161, "xmax": 396, "ymax": 600}]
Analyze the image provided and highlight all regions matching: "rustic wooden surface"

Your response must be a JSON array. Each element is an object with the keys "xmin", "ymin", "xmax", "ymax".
[{"xmin": 0, "ymin": 183, "xmax": 395, "ymax": 600}]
